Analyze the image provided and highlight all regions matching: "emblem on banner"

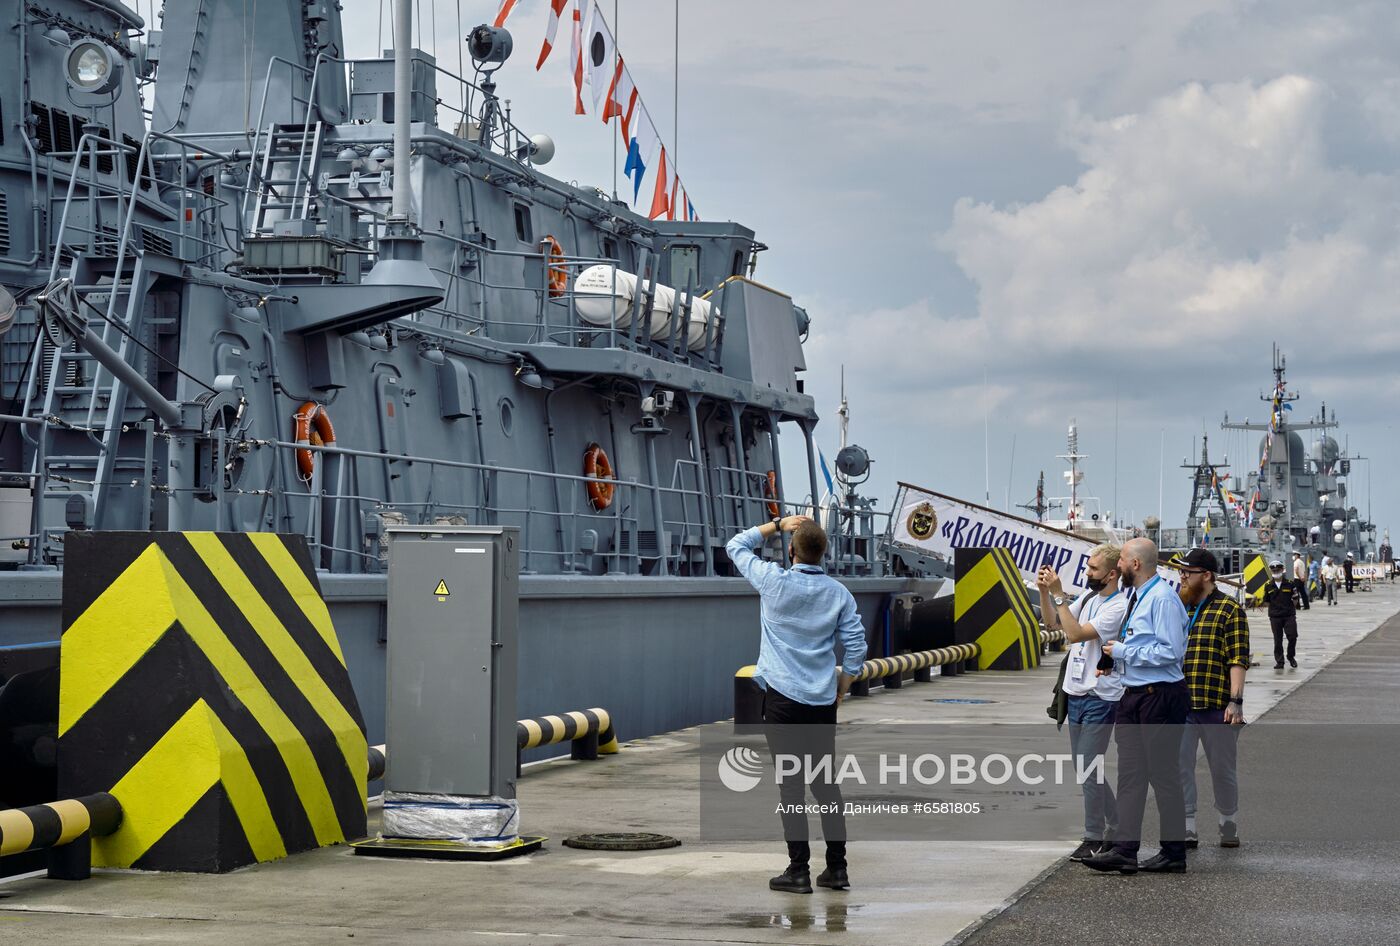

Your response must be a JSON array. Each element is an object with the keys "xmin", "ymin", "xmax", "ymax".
[{"xmin": 907, "ymin": 502, "xmax": 937, "ymax": 540}]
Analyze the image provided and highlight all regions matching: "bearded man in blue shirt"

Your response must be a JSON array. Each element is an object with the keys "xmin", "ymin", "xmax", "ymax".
[
  {"xmin": 1082, "ymin": 537, "xmax": 1191, "ymax": 875},
  {"xmin": 727, "ymin": 515, "xmax": 867, "ymax": 895}
]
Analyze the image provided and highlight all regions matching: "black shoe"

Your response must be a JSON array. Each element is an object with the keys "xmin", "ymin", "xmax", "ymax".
[
  {"xmin": 1138, "ymin": 852, "xmax": 1187, "ymax": 873},
  {"xmin": 1082, "ymin": 850, "xmax": 1138, "ymax": 874},
  {"xmin": 1288, "ymin": 657, "xmax": 1298, "ymax": 668},
  {"xmin": 816, "ymin": 866, "xmax": 850, "ymax": 890},
  {"xmin": 1069, "ymin": 840, "xmax": 1101, "ymax": 861},
  {"xmin": 1220, "ymin": 821, "xmax": 1240, "ymax": 848},
  {"xmin": 1274, "ymin": 661, "xmax": 1284, "ymax": 669},
  {"xmin": 769, "ymin": 865, "xmax": 812, "ymax": 894},
  {"xmin": 1184, "ymin": 830, "xmax": 1198, "ymax": 850}
]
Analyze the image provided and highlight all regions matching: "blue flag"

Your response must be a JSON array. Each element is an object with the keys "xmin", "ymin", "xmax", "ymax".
[
  {"xmin": 687, "ymin": 199, "xmax": 698, "ymax": 221},
  {"xmin": 624, "ymin": 137, "xmax": 646, "ymax": 202},
  {"xmin": 818, "ymin": 449, "xmax": 835, "ymax": 497}
]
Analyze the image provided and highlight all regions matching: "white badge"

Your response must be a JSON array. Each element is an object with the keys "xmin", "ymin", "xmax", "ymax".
[{"xmin": 1070, "ymin": 655, "xmax": 1088, "ymax": 683}]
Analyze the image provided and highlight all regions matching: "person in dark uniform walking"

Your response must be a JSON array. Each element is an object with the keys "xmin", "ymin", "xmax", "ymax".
[
  {"xmin": 1260, "ymin": 560, "xmax": 1299, "ymax": 669},
  {"xmin": 1343, "ymin": 553, "xmax": 1356, "ymax": 593}
]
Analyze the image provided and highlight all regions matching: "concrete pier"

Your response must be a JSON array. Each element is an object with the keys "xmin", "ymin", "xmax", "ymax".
[{"xmin": 2, "ymin": 582, "xmax": 1397, "ymax": 945}]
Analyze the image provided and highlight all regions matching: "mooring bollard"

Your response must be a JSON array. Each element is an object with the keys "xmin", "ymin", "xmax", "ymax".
[{"xmin": 0, "ymin": 792, "xmax": 122, "ymax": 881}]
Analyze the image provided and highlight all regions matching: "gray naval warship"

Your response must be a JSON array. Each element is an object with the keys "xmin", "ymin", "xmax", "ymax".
[
  {"xmin": 1158, "ymin": 347, "xmax": 1377, "ymax": 573},
  {"xmin": 0, "ymin": 0, "xmax": 940, "ymax": 775}
]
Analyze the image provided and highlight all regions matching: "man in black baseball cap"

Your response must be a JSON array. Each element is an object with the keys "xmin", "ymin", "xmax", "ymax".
[{"xmin": 1175, "ymin": 548, "xmax": 1250, "ymax": 849}]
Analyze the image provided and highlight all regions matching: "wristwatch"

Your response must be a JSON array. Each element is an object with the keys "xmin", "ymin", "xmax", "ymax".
[
  {"xmin": 1228, "ymin": 697, "xmax": 1243, "ymax": 705},
  {"xmin": 1052, "ymin": 595, "xmax": 1067, "ymax": 607}
]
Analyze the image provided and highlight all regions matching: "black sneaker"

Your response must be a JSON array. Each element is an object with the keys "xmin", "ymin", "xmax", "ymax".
[
  {"xmin": 1274, "ymin": 661, "xmax": 1284, "ymax": 669},
  {"xmin": 816, "ymin": 866, "xmax": 850, "ymax": 890},
  {"xmin": 769, "ymin": 865, "xmax": 812, "ymax": 894},
  {"xmin": 1220, "ymin": 821, "xmax": 1240, "ymax": 848},
  {"xmin": 1288, "ymin": 657, "xmax": 1298, "ymax": 668},
  {"xmin": 1184, "ymin": 830, "xmax": 1199, "ymax": 850},
  {"xmin": 1069, "ymin": 840, "xmax": 1100, "ymax": 861}
]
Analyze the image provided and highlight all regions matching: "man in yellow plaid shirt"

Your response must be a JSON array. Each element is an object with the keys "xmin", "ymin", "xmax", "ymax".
[{"xmin": 1174, "ymin": 549, "xmax": 1250, "ymax": 850}]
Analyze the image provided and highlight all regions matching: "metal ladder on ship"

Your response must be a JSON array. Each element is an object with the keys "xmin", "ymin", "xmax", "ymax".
[
  {"xmin": 21, "ymin": 251, "xmax": 157, "ymax": 557},
  {"xmin": 247, "ymin": 122, "xmax": 326, "ymax": 235}
]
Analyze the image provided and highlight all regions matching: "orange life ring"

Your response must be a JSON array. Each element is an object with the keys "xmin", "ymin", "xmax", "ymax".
[
  {"xmin": 294, "ymin": 401, "xmax": 336, "ymax": 483},
  {"xmin": 543, "ymin": 235, "xmax": 568, "ymax": 298},
  {"xmin": 583, "ymin": 442, "xmax": 616, "ymax": 510},
  {"xmin": 764, "ymin": 470, "xmax": 781, "ymax": 519}
]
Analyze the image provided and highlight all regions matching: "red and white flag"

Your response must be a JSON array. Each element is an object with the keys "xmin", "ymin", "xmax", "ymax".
[
  {"xmin": 608, "ymin": 63, "xmax": 638, "ymax": 140},
  {"xmin": 494, "ymin": 0, "xmax": 520, "ymax": 28},
  {"xmin": 536, "ymin": 0, "xmax": 569, "ymax": 69},
  {"xmin": 675, "ymin": 181, "xmax": 689, "ymax": 221},
  {"xmin": 569, "ymin": 0, "xmax": 586, "ymax": 114},
  {"xmin": 649, "ymin": 146, "xmax": 671, "ymax": 220}
]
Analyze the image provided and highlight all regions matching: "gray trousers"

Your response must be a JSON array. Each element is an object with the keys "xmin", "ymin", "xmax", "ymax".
[{"xmin": 1180, "ymin": 707, "xmax": 1240, "ymax": 819}]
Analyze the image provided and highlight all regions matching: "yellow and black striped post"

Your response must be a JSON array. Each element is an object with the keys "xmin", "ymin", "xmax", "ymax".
[
  {"xmin": 733, "ymin": 643, "xmax": 984, "ymax": 720},
  {"xmin": 516, "ymin": 709, "xmax": 618, "ymax": 775},
  {"xmin": 57, "ymin": 532, "xmax": 369, "ymax": 873},
  {"xmin": 954, "ymin": 548, "xmax": 1042, "ymax": 670},
  {"xmin": 0, "ymin": 792, "xmax": 121, "ymax": 881},
  {"xmin": 1242, "ymin": 555, "xmax": 1269, "ymax": 606}
]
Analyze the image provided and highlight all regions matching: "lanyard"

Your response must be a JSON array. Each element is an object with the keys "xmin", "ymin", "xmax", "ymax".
[
  {"xmin": 1188, "ymin": 597, "xmax": 1208, "ymax": 633},
  {"xmin": 1125, "ymin": 576, "xmax": 1159, "ymax": 622},
  {"xmin": 1081, "ymin": 588, "xmax": 1119, "ymax": 623}
]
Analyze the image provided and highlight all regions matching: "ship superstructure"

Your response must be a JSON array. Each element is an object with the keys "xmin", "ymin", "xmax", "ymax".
[
  {"xmin": 1160, "ymin": 347, "xmax": 1376, "ymax": 569},
  {"xmin": 0, "ymin": 0, "xmax": 918, "ymax": 749}
]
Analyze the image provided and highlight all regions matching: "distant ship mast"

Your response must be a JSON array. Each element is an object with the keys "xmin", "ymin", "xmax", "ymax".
[
  {"xmin": 1058, "ymin": 422, "xmax": 1086, "ymax": 530},
  {"xmin": 1017, "ymin": 470, "xmax": 1060, "ymax": 523}
]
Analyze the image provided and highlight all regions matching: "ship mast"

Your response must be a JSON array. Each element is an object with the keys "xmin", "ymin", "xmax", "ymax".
[
  {"xmin": 1017, "ymin": 470, "xmax": 1059, "ymax": 523},
  {"xmin": 1057, "ymin": 422, "xmax": 1086, "ymax": 531},
  {"xmin": 1221, "ymin": 345, "xmax": 1334, "ymax": 546}
]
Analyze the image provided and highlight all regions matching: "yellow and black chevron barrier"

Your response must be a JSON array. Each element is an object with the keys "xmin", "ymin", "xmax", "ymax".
[
  {"xmin": 1242, "ymin": 555, "xmax": 1269, "ymax": 605},
  {"xmin": 0, "ymin": 792, "xmax": 121, "ymax": 880},
  {"xmin": 57, "ymin": 532, "xmax": 368, "ymax": 873},
  {"xmin": 954, "ymin": 548, "xmax": 1042, "ymax": 670}
]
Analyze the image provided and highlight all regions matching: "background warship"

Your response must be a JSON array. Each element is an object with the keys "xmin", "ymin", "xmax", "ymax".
[
  {"xmin": 1157, "ymin": 347, "xmax": 1378, "ymax": 573},
  {"xmin": 0, "ymin": 0, "xmax": 939, "ymax": 793}
]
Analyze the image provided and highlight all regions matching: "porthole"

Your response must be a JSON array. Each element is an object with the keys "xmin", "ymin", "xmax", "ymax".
[{"xmin": 498, "ymin": 396, "xmax": 515, "ymax": 436}]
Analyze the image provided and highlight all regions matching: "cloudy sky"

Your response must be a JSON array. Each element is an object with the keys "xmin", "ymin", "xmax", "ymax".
[{"xmin": 346, "ymin": 1, "xmax": 1400, "ymax": 544}]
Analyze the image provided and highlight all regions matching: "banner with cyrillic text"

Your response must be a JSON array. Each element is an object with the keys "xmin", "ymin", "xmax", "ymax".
[{"xmin": 888, "ymin": 483, "xmax": 1181, "ymax": 596}]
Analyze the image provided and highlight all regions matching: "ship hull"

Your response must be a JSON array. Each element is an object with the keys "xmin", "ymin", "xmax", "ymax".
[{"xmin": 0, "ymin": 572, "xmax": 922, "ymax": 750}]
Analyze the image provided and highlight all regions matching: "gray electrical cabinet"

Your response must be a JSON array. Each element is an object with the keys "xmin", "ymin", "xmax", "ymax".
[{"xmin": 384, "ymin": 525, "xmax": 519, "ymax": 799}]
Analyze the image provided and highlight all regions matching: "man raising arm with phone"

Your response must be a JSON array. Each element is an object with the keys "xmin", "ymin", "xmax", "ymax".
[{"xmin": 727, "ymin": 514, "xmax": 867, "ymax": 894}]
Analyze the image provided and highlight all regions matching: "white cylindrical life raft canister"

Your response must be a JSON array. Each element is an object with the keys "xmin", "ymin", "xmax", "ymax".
[{"xmin": 573, "ymin": 265, "xmax": 717, "ymax": 351}]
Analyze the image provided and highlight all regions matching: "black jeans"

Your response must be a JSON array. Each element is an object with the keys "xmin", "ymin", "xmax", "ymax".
[
  {"xmin": 763, "ymin": 687, "xmax": 846, "ymax": 869},
  {"xmin": 1112, "ymin": 680, "xmax": 1189, "ymax": 861},
  {"xmin": 1295, "ymin": 581, "xmax": 1310, "ymax": 609},
  {"xmin": 1271, "ymin": 616, "xmax": 1298, "ymax": 663}
]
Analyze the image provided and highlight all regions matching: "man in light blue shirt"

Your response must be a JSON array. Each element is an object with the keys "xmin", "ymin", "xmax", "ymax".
[
  {"xmin": 1084, "ymin": 537, "xmax": 1191, "ymax": 875},
  {"xmin": 727, "ymin": 515, "xmax": 866, "ymax": 894}
]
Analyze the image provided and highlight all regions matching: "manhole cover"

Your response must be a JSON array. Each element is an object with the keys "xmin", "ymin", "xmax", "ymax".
[
  {"xmin": 562, "ymin": 832, "xmax": 681, "ymax": 851},
  {"xmin": 927, "ymin": 698, "xmax": 998, "ymax": 704}
]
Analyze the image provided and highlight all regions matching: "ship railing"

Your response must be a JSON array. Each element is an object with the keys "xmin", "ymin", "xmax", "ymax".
[
  {"xmin": 405, "ymin": 244, "xmax": 726, "ymax": 371},
  {"xmin": 250, "ymin": 437, "xmax": 711, "ymax": 576}
]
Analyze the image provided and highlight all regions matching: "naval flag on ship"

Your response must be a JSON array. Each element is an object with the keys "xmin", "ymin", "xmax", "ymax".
[
  {"xmin": 649, "ymin": 146, "xmax": 671, "ymax": 220},
  {"xmin": 569, "ymin": 0, "xmax": 586, "ymax": 113},
  {"xmin": 584, "ymin": 5, "xmax": 620, "ymax": 116},
  {"xmin": 494, "ymin": 0, "xmax": 522, "ymax": 28},
  {"xmin": 535, "ymin": 0, "xmax": 569, "ymax": 69}
]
